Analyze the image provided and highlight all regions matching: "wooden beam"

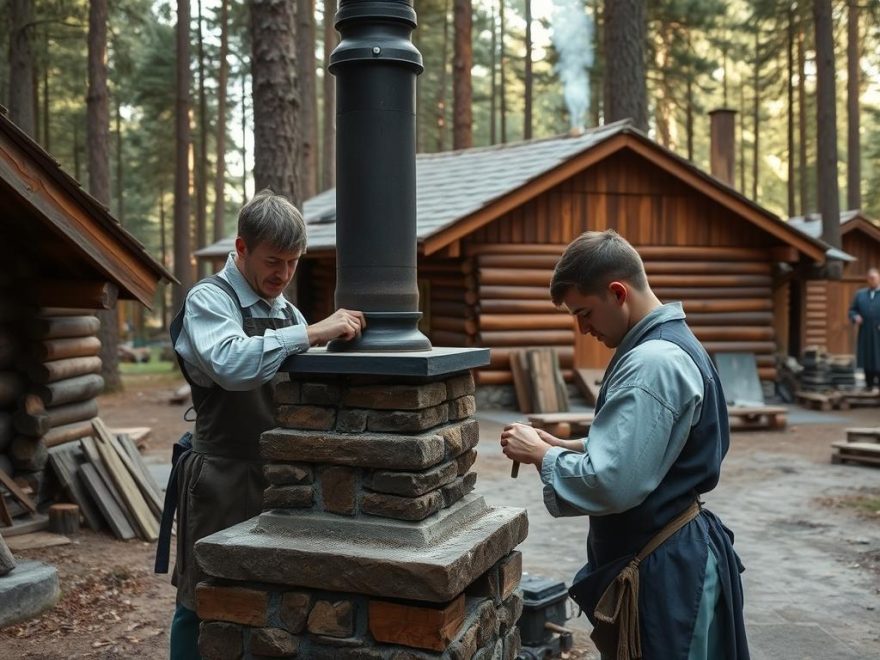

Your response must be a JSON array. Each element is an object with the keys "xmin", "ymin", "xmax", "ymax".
[{"xmin": 35, "ymin": 280, "xmax": 118, "ymax": 310}]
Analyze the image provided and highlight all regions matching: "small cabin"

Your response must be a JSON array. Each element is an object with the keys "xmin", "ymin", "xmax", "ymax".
[
  {"xmin": 198, "ymin": 122, "xmax": 829, "ymax": 389},
  {"xmin": 788, "ymin": 211, "xmax": 880, "ymax": 356}
]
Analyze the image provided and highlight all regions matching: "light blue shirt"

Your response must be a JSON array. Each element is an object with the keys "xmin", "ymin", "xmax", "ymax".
[
  {"xmin": 540, "ymin": 303, "xmax": 704, "ymax": 517},
  {"xmin": 174, "ymin": 253, "xmax": 311, "ymax": 391}
]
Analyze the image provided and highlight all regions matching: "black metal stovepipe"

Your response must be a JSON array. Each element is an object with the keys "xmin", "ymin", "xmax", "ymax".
[{"xmin": 326, "ymin": 0, "xmax": 432, "ymax": 352}]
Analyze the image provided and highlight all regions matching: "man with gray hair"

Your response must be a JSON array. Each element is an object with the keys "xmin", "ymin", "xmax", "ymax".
[
  {"xmin": 849, "ymin": 267, "xmax": 880, "ymax": 390},
  {"xmin": 160, "ymin": 189, "xmax": 365, "ymax": 657}
]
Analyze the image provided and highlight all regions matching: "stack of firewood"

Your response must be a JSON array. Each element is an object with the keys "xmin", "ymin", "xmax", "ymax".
[{"xmin": 10, "ymin": 313, "xmax": 104, "ymax": 477}]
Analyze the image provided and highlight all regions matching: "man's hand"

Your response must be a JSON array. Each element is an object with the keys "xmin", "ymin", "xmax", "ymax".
[
  {"xmin": 853, "ymin": 314, "xmax": 864, "ymax": 325},
  {"xmin": 500, "ymin": 423, "xmax": 552, "ymax": 466},
  {"xmin": 307, "ymin": 309, "xmax": 366, "ymax": 345}
]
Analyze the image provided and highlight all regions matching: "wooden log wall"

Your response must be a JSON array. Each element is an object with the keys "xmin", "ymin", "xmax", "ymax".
[
  {"xmin": 463, "ymin": 244, "xmax": 780, "ymax": 385},
  {"xmin": 7, "ymin": 312, "xmax": 103, "ymax": 479},
  {"xmin": 802, "ymin": 280, "xmax": 828, "ymax": 351}
]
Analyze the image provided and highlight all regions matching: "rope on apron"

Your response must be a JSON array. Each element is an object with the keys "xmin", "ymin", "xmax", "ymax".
[{"xmin": 154, "ymin": 431, "xmax": 193, "ymax": 574}]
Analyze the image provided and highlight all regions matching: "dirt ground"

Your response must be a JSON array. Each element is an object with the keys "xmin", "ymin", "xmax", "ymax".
[{"xmin": 1, "ymin": 369, "xmax": 879, "ymax": 659}]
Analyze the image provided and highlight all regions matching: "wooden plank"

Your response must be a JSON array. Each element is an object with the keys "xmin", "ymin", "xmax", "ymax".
[
  {"xmin": 0, "ymin": 492, "xmax": 11, "ymax": 526},
  {"xmin": 5, "ymin": 531, "xmax": 71, "ymax": 551},
  {"xmin": 47, "ymin": 445, "xmax": 103, "ymax": 531},
  {"xmin": 368, "ymin": 594, "xmax": 466, "ymax": 652},
  {"xmin": 0, "ymin": 513, "xmax": 49, "ymax": 537},
  {"xmin": 0, "ymin": 469, "xmax": 37, "ymax": 513},
  {"xmin": 80, "ymin": 436, "xmax": 138, "ymax": 532},
  {"xmin": 831, "ymin": 441, "xmax": 880, "ymax": 453},
  {"xmin": 845, "ymin": 428, "xmax": 880, "ymax": 443},
  {"xmin": 110, "ymin": 434, "xmax": 162, "ymax": 517},
  {"xmin": 91, "ymin": 419, "xmax": 158, "ymax": 541},
  {"xmin": 510, "ymin": 351, "xmax": 533, "ymax": 414},
  {"xmin": 44, "ymin": 419, "xmax": 96, "ymax": 448},
  {"xmin": 78, "ymin": 463, "xmax": 136, "ymax": 540},
  {"xmin": 109, "ymin": 427, "xmax": 152, "ymax": 446},
  {"xmin": 117, "ymin": 434, "xmax": 162, "ymax": 496},
  {"xmin": 574, "ymin": 369, "xmax": 604, "ymax": 406}
]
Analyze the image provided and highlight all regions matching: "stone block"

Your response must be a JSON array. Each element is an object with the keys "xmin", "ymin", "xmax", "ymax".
[
  {"xmin": 262, "ymin": 429, "xmax": 445, "ymax": 470},
  {"xmin": 502, "ymin": 627, "xmax": 521, "ymax": 660},
  {"xmin": 498, "ymin": 552, "xmax": 522, "ymax": 601},
  {"xmin": 0, "ymin": 560, "xmax": 60, "ymax": 628},
  {"xmin": 496, "ymin": 592, "xmax": 523, "ymax": 635},
  {"xmin": 264, "ymin": 485, "xmax": 314, "ymax": 509},
  {"xmin": 279, "ymin": 592, "xmax": 311, "ymax": 633},
  {"xmin": 264, "ymin": 463, "xmax": 313, "ymax": 486},
  {"xmin": 441, "ymin": 472, "xmax": 477, "ymax": 508},
  {"xmin": 438, "ymin": 420, "xmax": 479, "ymax": 458},
  {"xmin": 276, "ymin": 405, "xmax": 337, "ymax": 431},
  {"xmin": 300, "ymin": 382, "xmax": 342, "ymax": 405},
  {"xmin": 250, "ymin": 627, "xmax": 299, "ymax": 657},
  {"xmin": 362, "ymin": 490, "xmax": 444, "ymax": 522},
  {"xmin": 336, "ymin": 409, "xmax": 368, "ymax": 432},
  {"xmin": 367, "ymin": 404, "xmax": 448, "ymax": 433},
  {"xmin": 321, "ymin": 466, "xmax": 358, "ymax": 515},
  {"xmin": 344, "ymin": 382, "xmax": 447, "ymax": 410},
  {"xmin": 275, "ymin": 381, "xmax": 301, "ymax": 405},
  {"xmin": 366, "ymin": 461, "xmax": 457, "ymax": 497},
  {"xmin": 195, "ymin": 584, "xmax": 269, "ymax": 627},
  {"xmin": 454, "ymin": 449, "xmax": 477, "ymax": 477},
  {"xmin": 368, "ymin": 594, "xmax": 465, "ymax": 652},
  {"xmin": 198, "ymin": 621, "xmax": 243, "ymax": 660},
  {"xmin": 474, "ymin": 600, "xmax": 499, "ymax": 648},
  {"xmin": 307, "ymin": 600, "xmax": 354, "ymax": 638},
  {"xmin": 447, "ymin": 396, "xmax": 476, "ymax": 422},
  {"xmin": 444, "ymin": 373, "xmax": 475, "ymax": 400}
]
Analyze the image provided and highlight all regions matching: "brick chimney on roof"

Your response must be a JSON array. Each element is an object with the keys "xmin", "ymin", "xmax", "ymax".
[{"xmin": 709, "ymin": 108, "xmax": 737, "ymax": 188}]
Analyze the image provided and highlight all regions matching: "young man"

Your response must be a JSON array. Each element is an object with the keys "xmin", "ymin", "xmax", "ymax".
[
  {"xmin": 163, "ymin": 190, "xmax": 365, "ymax": 658},
  {"xmin": 500, "ymin": 230, "xmax": 749, "ymax": 659},
  {"xmin": 849, "ymin": 267, "xmax": 880, "ymax": 391}
]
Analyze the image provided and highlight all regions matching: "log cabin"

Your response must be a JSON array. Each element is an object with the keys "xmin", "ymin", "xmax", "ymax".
[
  {"xmin": 0, "ymin": 112, "xmax": 172, "ymax": 513},
  {"xmin": 197, "ymin": 120, "xmax": 831, "ymax": 392},
  {"xmin": 787, "ymin": 211, "xmax": 880, "ymax": 356}
]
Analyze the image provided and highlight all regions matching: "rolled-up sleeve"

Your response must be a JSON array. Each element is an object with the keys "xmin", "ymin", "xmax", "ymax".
[{"xmin": 178, "ymin": 287, "xmax": 310, "ymax": 390}]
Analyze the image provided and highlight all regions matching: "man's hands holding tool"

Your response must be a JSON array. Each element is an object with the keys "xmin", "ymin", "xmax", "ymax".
[{"xmin": 500, "ymin": 424, "xmax": 584, "ymax": 467}]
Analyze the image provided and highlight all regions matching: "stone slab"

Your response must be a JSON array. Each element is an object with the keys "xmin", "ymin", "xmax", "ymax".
[
  {"xmin": 281, "ymin": 347, "xmax": 490, "ymax": 377},
  {"xmin": 196, "ymin": 497, "xmax": 528, "ymax": 603},
  {"xmin": 0, "ymin": 560, "xmax": 60, "ymax": 627}
]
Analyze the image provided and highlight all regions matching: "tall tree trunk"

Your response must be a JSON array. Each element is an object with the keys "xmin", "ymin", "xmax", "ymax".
[
  {"xmin": 797, "ymin": 20, "xmax": 809, "ymax": 215},
  {"xmin": 490, "ymin": 0, "xmax": 496, "ymax": 144},
  {"xmin": 787, "ymin": 6, "xmax": 795, "ymax": 218},
  {"xmin": 739, "ymin": 84, "xmax": 746, "ymax": 193},
  {"xmin": 195, "ymin": 0, "xmax": 208, "ymax": 275},
  {"xmin": 752, "ymin": 28, "xmax": 760, "ymax": 201},
  {"xmin": 160, "ymin": 190, "xmax": 168, "ymax": 330},
  {"xmin": 603, "ymin": 0, "xmax": 647, "ymax": 131},
  {"xmin": 297, "ymin": 0, "xmax": 317, "ymax": 199},
  {"xmin": 9, "ymin": 0, "xmax": 36, "ymax": 136},
  {"xmin": 241, "ymin": 60, "xmax": 248, "ymax": 200},
  {"xmin": 73, "ymin": 123, "xmax": 81, "ymax": 181},
  {"xmin": 523, "ymin": 0, "xmax": 532, "ymax": 140},
  {"xmin": 499, "ymin": 0, "xmax": 506, "ymax": 143},
  {"xmin": 813, "ymin": 0, "xmax": 841, "ymax": 257},
  {"xmin": 436, "ymin": 0, "xmax": 451, "ymax": 152},
  {"xmin": 686, "ymin": 74, "xmax": 694, "ymax": 161},
  {"xmin": 115, "ymin": 97, "xmax": 124, "ymax": 224},
  {"xmin": 173, "ymin": 0, "xmax": 194, "ymax": 316},
  {"xmin": 87, "ymin": 0, "xmax": 121, "ymax": 392},
  {"xmin": 452, "ymin": 0, "xmax": 473, "ymax": 150},
  {"xmin": 250, "ymin": 0, "xmax": 301, "ymax": 204},
  {"xmin": 846, "ymin": 0, "xmax": 860, "ymax": 211},
  {"xmin": 322, "ymin": 0, "xmax": 337, "ymax": 190},
  {"xmin": 42, "ymin": 27, "xmax": 49, "ymax": 150},
  {"xmin": 213, "ymin": 0, "xmax": 230, "ymax": 241}
]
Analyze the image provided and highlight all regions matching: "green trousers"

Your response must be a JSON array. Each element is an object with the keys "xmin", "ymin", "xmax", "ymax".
[{"xmin": 170, "ymin": 603, "xmax": 201, "ymax": 659}]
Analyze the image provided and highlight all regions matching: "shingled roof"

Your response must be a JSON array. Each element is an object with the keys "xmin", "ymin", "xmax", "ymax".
[
  {"xmin": 787, "ymin": 210, "xmax": 877, "ymax": 261},
  {"xmin": 197, "ymin": 120, "xmax": 830, "ymax": 262}
]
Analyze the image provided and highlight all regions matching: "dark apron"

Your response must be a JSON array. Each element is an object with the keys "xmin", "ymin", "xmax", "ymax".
[{"xmin": 156, "ymin": 275, "xmax": 296, "ymax": 609}]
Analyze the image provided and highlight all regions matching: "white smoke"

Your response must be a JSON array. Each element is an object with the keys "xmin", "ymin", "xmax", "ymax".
[{"xmin": 551, "ymin": 0, "xmax": 593, "ymax": 130}]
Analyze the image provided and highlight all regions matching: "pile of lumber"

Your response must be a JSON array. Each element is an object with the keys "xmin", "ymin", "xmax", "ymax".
[
  {"xmin": 10, "ymin": 313, "xmax": 104, "ymax": 474},
  {"xmin": 831, "ymin": 427, "xmax": 880, "ymax": 467},
  {"xmin": 509, "ymin": 348, "xmax": 569, "ymax": 414},
  {"xmin": 47, "ymin": 418, "xmax": 161, "ymax": 541}
]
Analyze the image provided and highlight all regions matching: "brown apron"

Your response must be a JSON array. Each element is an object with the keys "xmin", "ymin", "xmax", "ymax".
[{"xmin": 170, "ymin": 277, "xmax": 296, "ymax": 609}]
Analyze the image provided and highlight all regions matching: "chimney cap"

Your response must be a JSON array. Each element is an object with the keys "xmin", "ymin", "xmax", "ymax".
[{"xmin": 709, "ymin": 108, "xmax": 738, "ymax": 116}]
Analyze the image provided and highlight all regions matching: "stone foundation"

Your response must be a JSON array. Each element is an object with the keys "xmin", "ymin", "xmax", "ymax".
[{"xmin": 195, "ymin": 370, "xmax": 527, "ymax": 658}]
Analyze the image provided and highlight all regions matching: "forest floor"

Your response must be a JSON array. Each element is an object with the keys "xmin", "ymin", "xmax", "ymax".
[{"xmin": 1, "ymin": 368, "xmax": 879, "ymax": 659}]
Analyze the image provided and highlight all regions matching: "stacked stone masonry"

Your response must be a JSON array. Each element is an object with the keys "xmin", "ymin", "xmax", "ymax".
[
  {"xmin": 196, "ymin": 550, "xmax": 523, "ymax": 659},
  {"xmin": 264, "ymin": 373, "xmax": 481, "ymax": 523}
]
